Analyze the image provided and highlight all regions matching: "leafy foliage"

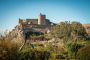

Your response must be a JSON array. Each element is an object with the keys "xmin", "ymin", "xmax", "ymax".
[
  {"xmin": 76, "ymin": 36, "xmax": 87, "ymax": 41},
  {"xmin": 25, "ymin": 32, "xmax": 44, "ymax": 39},
  {"xmin": 71, "ymin": 30, "xmax": 77, "ymax": 34},
  {"xmin": 49, "ymin": 21, "xmax": 86, "ymax": 40},
  {"xmin": 76, "ymin": 46, "xmax": 90, "ymax": 60},
  {"xmin": 0, "ymin": 37, "xmax": 19, "ymax": 60},
  {"xmin": 21, "ymin": 43, "xmax": 33, "ymax": 50},
  {"xmin": 0, "ymin": 30, "xmax": 25, "ymax": 60},
  {"xmin": 0, "ymin": 21, "xmax": 89, "ymax": 60},
  {"xmin": 16, "ymin": 48, "xmax": 50, "ymax": 60},
  {"xmin": 64, "ymin": 42, "xmax": 84, "ymax": 58},
  {"xmin": 54, "ymin": 54, "xmax": 65, "ymax": 59}
]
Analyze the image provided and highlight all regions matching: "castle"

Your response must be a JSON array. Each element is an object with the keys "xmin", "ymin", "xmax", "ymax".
[{"xmin": 17, "ymin": 13, "xmax": 56, "ymax": 34}]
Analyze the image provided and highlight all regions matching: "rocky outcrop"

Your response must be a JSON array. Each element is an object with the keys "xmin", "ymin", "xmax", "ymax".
[
  {"xmin": 82, "ymin": 23, "xmax": 90, "ymax": 34},
  {"xmin": 7, "ymin": 25, "xmax": 25, "ymax": 51}
]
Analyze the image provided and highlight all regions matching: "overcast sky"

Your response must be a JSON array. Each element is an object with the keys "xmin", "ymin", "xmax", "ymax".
[{"xmin": 0, "ymin": 0, "xmax": 90, "ymax": 31}]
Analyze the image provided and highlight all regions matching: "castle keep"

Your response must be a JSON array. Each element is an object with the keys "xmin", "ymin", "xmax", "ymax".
[{"xmin": 17, "ymin": 13, "xmax": 55, "ymax": 34}]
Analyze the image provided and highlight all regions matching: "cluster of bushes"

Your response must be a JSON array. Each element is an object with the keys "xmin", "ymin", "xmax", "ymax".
[
  {"xmin": 42, "ymin": 42, "xmax": 69, "ymax": 59},
  {"xmin": 0, "ymin": 39, "xmax": 50, "ymax": 60},
  {"xmin": 0, "ymin": 37, "xmax": 19, "ymax": 60},
  {"xmin": 63, "ymin": 40, "xmax": 90, "ymax": 60},
  {"xmin": 64, "ymin": 42, "xmax": 84, "ymax": 58},
  {"xmin": 47, "ymin": 21, "xmax": 90, "ymax": 60},
  {"xmin": 76, "ymin": 46, "xmax": 90, "ymax": 60},
  {"xmin": 0, "ymin": 30, "xmax": 25, "ymax": 60},
  {"xmin": 21, "ymin": 43, "xmax": 33, "ymax": 50},
  {"xmin": 49, "ymin": 21, "xmax": 87, "ymax": 42},
  {"xmin": 16, "ymin": 48, "xmax": 50, "ymax": 60},
  {"xmin": 1, "ymin": 21, "xmax": 90, "ymax": 60},
  {"xmin": 76, "ymin": 36, "xmax": 87, "ymax": 41},
  {"xmin": 54, "ymin": 54, "xmax": 65, "ymax": 59}
]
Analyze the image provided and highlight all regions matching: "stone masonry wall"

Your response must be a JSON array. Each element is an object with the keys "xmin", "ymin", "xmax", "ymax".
[
  {"xmin": 26, "ymin": 19, "xmax": 38, "ymax": 24},
  {"xmin": 18, "ymin": 19, "xmax": 38, "ymax": 26}
]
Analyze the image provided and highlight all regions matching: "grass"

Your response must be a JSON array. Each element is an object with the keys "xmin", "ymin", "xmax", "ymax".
[{"xmin": 34, "ymin": 44, "xmax": 38, "ymax": 47}]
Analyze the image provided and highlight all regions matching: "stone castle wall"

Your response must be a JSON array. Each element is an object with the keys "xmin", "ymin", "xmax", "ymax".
[
  {"xmin": 18, "ymin": 19, "xmax": 52, "ymax": 26},
  {"xmin": 26, "ymin": 19, "xmax": 38, "ymax": 24},
  {"xmin": 18, "ymin": 19, "xmax": 38, "ymax": 25},
  {"xmin": 17, "ymin": 13, "xmax": 56, "ymax": 34},
  {"xmin": 18, "ymin": 13, "xmax": 52, "ymax": 26}
]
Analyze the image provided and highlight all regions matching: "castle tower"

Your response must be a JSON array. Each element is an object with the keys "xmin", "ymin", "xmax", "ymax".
[{"xmin": 38, "ymin": 13, "xmax": 46, "ymax": 25}]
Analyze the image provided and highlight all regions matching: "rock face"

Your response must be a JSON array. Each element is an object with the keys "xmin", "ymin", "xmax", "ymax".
[
  {"xmin": 82, "ymin": 23, "xmax": 90, "ymax": 34},
  {"xmin": 6, "ymin": 25, "xmax": 25, "ymax": 51},
  {"xmin": 82, "ymin": 23, "xmax": 90, "ymax": 28}
]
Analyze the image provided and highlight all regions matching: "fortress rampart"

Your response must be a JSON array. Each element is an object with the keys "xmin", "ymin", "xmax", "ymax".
[{"xmin": 17, "ymin": 13, "xmax": 56, "ymax": 33}]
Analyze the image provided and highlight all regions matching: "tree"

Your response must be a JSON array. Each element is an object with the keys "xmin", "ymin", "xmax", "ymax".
[
  {"xmin": 64, "ymin": 42, "xmax": 84, "ymax": 59},
  {"xmin": 48, "ymin": 21, "xmax": 86, "ymax": 42},
  {"xmin": 0, "ymin": 35, "xmax": 19, "ymax": 60}
]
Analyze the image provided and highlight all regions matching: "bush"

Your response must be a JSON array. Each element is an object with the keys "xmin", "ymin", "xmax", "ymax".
[
  {"xmin": 49, "ymin": 21, "xmax": 86, "ymax": 39},
  {"xmin": 84, "ymin": 41, "xmax": 90, "ymax": 47},
  {"xmin": 16, "ymin": 48, "xmax": 50, "ymax": 60},
  {"xmin": 63, "ymin": 37, "xmax": 69, "ymax": 43},
  {"xmin": 0, "ymin": 39, "xmax": 19, "ymax": 60},
  {"xmin": 21, "ymin": 43, "xmax": 33, "ymax": 50},
  {"xmin": 16, "ymin": 48, "xmax": 33, "ymax": 60},
  {"xmin": 64, "ymin": 42, "xmax": 84, "ymax": 58},
  {"xmin": 54, "ymin": 54, "xmax": 65, "ymax": 59},
  {"xmin": 76, "ymin": 46, "xmax": 90, "ymax": 60},
  {"xmin": 71, "ymin": 30, "xmax": 77, "ymax": 34},
  {"xmin": 76, "ymin": 36, "xmax": 87, "ymax": 41},
  {"xmin": 25, "ymin": 32, "xmax": 44, "ymax": 39}
]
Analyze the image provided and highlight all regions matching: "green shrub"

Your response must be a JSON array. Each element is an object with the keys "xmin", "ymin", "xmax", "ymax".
[
  {"xmin": 49, "ymin": 21, "xmax": 86, "ymax": 39},
  {"xmin": 16, "ymin": 48, "xmax": 33, "ymax": 60},
  {"xmin": 76, "ymin": 46, "xmax": 90, "ymax": 60},
  {"xmin": 54, "ymin": 54, "xmax": 65, "ymax": 59},
  {"xmin": 63, "ymin": 37, "xmax": 69, "ymax": 43},
  {"xmin": 71, "ymin": 30, "xmax": 77, "ymax": 34},
  {"xmin": 25, "ymin": 32, "xmax": 44, "ymax": 39},
  {"xmin": 21, "ymin": 43, "xmax": 33, "ymax": 50},
  {"xmin": 76, "ymin": 36, "xmax": 86, "ymax": 41},
  {"xmin": 16, "ymin": 48, "xmax": 50, "ymax": 60},
  {"xmin": 64, "ymin": 42, "xmax": 84, "ymax": 58},
  {"xmin": 34, "ymin": 44, "xmax": 38, "ymax": 47},
  {"xmin": 84, "ymin": 41, "xmax": 90, "ymax": 47},
  {"xmin": 0, "ymin": 38, "xmax": 19, "ymax": 60}
]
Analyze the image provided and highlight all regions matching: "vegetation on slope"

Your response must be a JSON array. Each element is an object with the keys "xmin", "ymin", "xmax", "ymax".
[
  {"xmin": 0, "ymin": 30, "xmax": 19, "ymax": 60},
  {"xmin": 0, "ymin": 21, "xmax": 90, "ymax": 60},
  {"xmin": 48, "ymin": 21, "xmax": 87, "ymax": 43}
]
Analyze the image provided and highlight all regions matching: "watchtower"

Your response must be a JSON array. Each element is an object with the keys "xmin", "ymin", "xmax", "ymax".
[{"xmin": 38, "ymin": 13, "xmax": 46, "ymax": 25}]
